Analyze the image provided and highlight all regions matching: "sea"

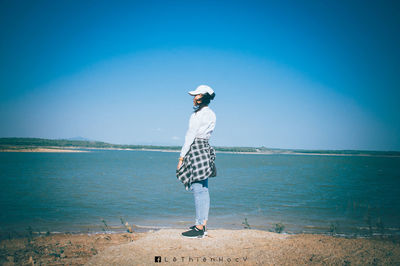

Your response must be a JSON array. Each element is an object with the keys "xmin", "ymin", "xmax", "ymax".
[{"xmin": 1, "ymin": 149, "xmax": 400, "ymax": 238}]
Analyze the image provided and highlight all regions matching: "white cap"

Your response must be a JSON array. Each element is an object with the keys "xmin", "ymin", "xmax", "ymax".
[{"xmin": 188, "ymin": 85, "xmax": 214, "ymax": 96}]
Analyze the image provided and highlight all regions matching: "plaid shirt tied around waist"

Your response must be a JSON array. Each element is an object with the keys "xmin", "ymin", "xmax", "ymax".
[{"xmin": 176, "ymin": 138, "xmax": 217, "ymax": 191}]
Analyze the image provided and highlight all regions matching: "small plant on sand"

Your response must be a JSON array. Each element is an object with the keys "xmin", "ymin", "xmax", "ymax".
[
  {"xmin": 329, "ymin": 222, "xmax": 337, "ymax": 236},
  {"xmin": 125, "ymin": 222, "xmax": 133, "ymax": 233},
  {"xmin": 91, "ymin": 247, "xmax": 98, "ymax": 255},
  {"xmin": 376, "ymin": 217, "xmax": 385, "ymax": 237},
  {"xmin": 274, "ymin": 223, "xmax": 285, "ymax": 233},
  {"xmin": 101, "ymin": 219, "xmax": 110, "ymax": 231},
  {"xmin": 26, "ymin": 225, "xmax": 33, "ymax": 236},
  {"xmin": 120, "ymin": 216, "xmax": 133, "ymax": 233},
  {"xmin": 26, "ymin": 226, "xmax": 34, "ymax": 243},
  {"xmin": 242, "ymin": 218, "xmax": 251, "ymax": 229},
  {"xmin": 8, "ymin": 232, "xmax": 12, "ymax": 240},
  {"xmin": 365, "ymin": 209, "xmax": 373, "ymax": 236}
]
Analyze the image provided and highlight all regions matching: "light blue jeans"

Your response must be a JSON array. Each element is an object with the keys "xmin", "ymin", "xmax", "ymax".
[{"xmin": 189, "ymin": 179, "xmax": 210, "ymax": 225}]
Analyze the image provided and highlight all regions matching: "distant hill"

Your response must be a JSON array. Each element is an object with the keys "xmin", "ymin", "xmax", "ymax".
[
  {"xmin": 0, "ymin": 137, "xmax": 399, "ymax": 156},
  {"xmin": 0, "ymin": 137, "xmax": 180, "ymax": 151},
  {"xmin": 62, "ymin": 136, "xmax": 93, "ymax": 141}
]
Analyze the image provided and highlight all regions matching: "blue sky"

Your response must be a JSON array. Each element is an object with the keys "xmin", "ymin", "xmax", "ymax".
[{"xmin": 0, "ymin": 0, "xmax": 399, "ymax": 150}]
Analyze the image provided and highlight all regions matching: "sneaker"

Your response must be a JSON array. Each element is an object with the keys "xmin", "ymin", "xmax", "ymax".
[
  {"xmin": 189, "ymin": 225, "xmax": 208, "ymax": 236},
  {"xmin": 182, "ymin": 226, "xmax": 204, "ymax": 238}
]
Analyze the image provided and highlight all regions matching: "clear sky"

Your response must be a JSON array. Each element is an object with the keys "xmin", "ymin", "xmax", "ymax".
[{"xmin": 1, "ymin": 0, "xmax": 399, "ymax": 151}]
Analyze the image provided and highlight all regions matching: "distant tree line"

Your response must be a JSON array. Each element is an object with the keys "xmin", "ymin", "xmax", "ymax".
[
  {"xmin": 0, "ymin": 138, "xmax": 180, "ymax": 151},
  {"xmin": 0, "ymin": 137, "xmax": 399, "ymax": 156}
]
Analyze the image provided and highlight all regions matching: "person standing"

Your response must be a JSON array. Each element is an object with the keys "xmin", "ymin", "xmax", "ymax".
[{"xmin": 176, "ymin": 85, "xmax": 216, "ymax": 238}]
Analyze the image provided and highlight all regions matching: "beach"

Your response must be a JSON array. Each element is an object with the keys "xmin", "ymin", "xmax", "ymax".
[
  {"xmin": 2, "ymin": 146, "xmax": 399, "ymax": 157},
  {"xmin": 0, "ymin": 147, "xmax": 89, "ymax": 153},
  {"xmin": 1, "ymin": 229, "xmax": 399, "ymax": 265}
]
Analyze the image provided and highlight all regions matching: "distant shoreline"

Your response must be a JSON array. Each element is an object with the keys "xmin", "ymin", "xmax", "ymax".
[
  {"xmin": 1, "ymin": 137, "xmax": 399, "ymax": 157},
  {"xmin": 0, "ymin": 147, "xmax": 89, "ymax": 153},
  {"xmin": 1, "ymin": 145, "xmax": 400, "ymax": 157}
]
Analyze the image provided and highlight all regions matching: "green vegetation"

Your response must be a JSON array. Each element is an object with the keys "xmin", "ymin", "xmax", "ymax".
[
  {"xmin": 0, "ymin": 137, "xmax": 182, "ymax": 151},
  {"xmin": 242, "ymin": 218, "xmax": 251, "ymax": 229},
  {"xmin": 1, "ymin": 137, "xmax": 399, "ymax": 156},
  {"xmin": 120, "ymin": 216, "xmax": 133, "ymax": 233},
  {"xmin": 329, "ymin": 222, "xmax": 338, "ymax": 236},
  {"xmin": 101, "ymin": 219, "xmax": 110, "ymax": 232},
  {"xmin": 376, "ymin": 218, "xmax": 385, "ymax": 236},
  {"xmin": 214, "ymin": 146, "xmax": 259, "ymax": 152},
  {"xmin": 274, "ymin": 223, "xmax": 285, "ymax": 233},
  {"xmin": 26, "ymin": 226, "xmax": 34, "ymax": 243}
]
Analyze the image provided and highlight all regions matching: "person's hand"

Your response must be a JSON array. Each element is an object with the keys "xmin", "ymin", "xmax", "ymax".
[{"xmin": 177, "ymin": 158, "xmax": 183, "ymax": 170}]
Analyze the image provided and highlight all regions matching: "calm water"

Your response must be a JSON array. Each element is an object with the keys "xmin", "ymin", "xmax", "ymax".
[{"xmin": 1, "ymin": 150, "xmax": 400, "ymax": 237}]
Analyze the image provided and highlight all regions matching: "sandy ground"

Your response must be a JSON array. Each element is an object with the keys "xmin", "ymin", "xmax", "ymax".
[
  {"xmin": 1, "ymin": 229, "xmax": 399, "ymax": 265},
  {"xmin": 0, "ymin": 231, "xmax": 139, "ymax": 265}
]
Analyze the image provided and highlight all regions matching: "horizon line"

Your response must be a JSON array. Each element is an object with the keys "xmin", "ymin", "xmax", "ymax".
[{"xmin": 1, "ymin": 136, "xmax": 399, "ymax": 153}]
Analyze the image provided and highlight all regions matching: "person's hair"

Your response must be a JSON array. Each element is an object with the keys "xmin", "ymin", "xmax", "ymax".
[{"xmin": 194, "ymin": 92, "xmax": 215, "ymax": 112}]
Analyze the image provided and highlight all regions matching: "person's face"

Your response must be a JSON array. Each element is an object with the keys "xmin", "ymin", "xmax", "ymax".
[{"xmin": 193, "ymin": 94, "xmax": 203, "ymax": 106}]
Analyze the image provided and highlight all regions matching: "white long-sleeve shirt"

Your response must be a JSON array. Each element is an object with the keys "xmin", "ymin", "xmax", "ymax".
[{"xmin": 180, "ymin": 106, "xmax": 216, "ymax": 158}]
